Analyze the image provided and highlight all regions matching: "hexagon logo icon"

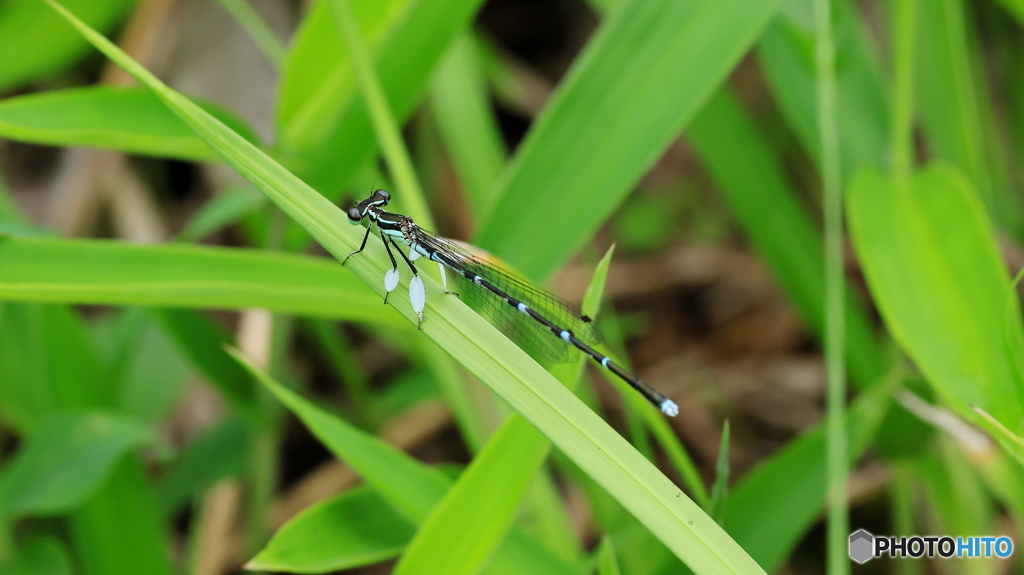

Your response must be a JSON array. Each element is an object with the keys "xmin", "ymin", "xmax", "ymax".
[{"xmin": 849, "ymin": 529, "xmax": 874, "ymax": 564}]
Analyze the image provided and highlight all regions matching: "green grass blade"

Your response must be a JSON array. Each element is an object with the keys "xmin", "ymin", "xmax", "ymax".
[
  {"xmin": 687, "ymin": 87, "xmax": 888, "ymax": 388},
  {"xmin": 0, "ymin": 236, "xmax": 395, "ymax": 323},
  {"xmin": 45, "ymin": 4, "xmax": 767, "ymax": 570},
  {"xmin": 0, "ymin": 87, "xmax": 258, "ymax": 161},
  {"xmin": 212, "ymin": 0, "xmax": 285, "ymax": 68},
  {"xmin": 475, "ymin": 0, "xmax": 784, "ymax": 281},
  {"xmin": 847, "ymin": 164, "xmax": 1024, "ymax": 434},
  {"xmin": 232, "ymin": 349, "xmax": 579, "ymax": 575},
  {"xmin": 248, "ymin": 486, "xmax": 415, "ymax": 573},
  {"xmin": 707, "ymin": 420, "xmax": 730, "ymax": 524},
  {"xmin": 275, "ymin": 0, "xmax": 411, "ymax": 147},
  {"xmin": 430, "ymin": 32, "xmax": 507, "ymax": 216},
  {"xmin": 0, "ymin": 0, "xmax": 135, "ymax": 91},
  {"xmin": 915, "ymin": 0, "xmax": 1019, "ymax": 233},
  {"xmin": 175, "ymin": 187, "xmax": 265, "ymax": 243},
  {"xmin": 596, "ymin": 535, "xmax": 623, "ymax": 575},
  {"xmin": 279, "ymin": 0, "xmax": 487, "ymax": 194},
  {"xmin": 757, "ymin": 0, "xmax": 889, "ymax": 178},
  {"xmin": 328, "ymin": 0, "xmax": 431, "ymax": 225},
  {"xmin": 812, "ymin": 0, "xmax": 848, "ymax": 571}
]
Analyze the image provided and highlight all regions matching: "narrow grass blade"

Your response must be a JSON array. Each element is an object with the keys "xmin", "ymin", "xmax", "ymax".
[
  {"xmin": 813, "ymin": 0, "xmax": 849, "ymax": 571},
  {"xmin": 757, "ymin": 0, "xmax": 889, "ymax": 178},
  {"xmin": 45, "ymin": 5, "xmax": 768, "ymax": 570},
  {"xmin": 475, "ymin": 0, "xmax": 784, "ymax": 281},
  {"xmin": 175, "ymin": 188, "xmax": 265, "ymax": 243},
  {"xmin": 0, "ymin": 87, "xmax": 258, "ymax": 161},
  {"xmin": 430, "ymin": 32, "xmax": 506, "ymax": 216},
  {"xmin": 847, "ymin": 164, "xmax": 1024, "ymax": 433},
  {"xmin": 707, "ymin": 420, "xmax": 730, "ymax": 524},
  {"xmin": 328, "ymin": 0, "xmax": 430, "ymax": 225},
  {"xmin": 596, "ymin": 536, "xmax": 623, "ymax": 575},
  {"xmin": 0, "ymin": 236, "xmax": 395, "ymax": 324},
  {"xmin": 279, "ymin": 0, "xmax": 487, "ymax": 195},
  {"xmin": 916, "ymin": 0, "xmax": 1019, "ymax": 232}
]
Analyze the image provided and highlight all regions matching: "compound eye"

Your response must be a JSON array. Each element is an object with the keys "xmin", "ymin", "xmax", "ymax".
[
  {"xmin": 347, "ymin": 207, "xmax": 362, "ymax": 224},
  {"xmin": 374, "ymin": 189, "xmax": 391, "ymax": 203}
]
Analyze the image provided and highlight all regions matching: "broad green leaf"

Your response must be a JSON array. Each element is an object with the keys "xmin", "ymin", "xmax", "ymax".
[
  {"xmin": 0, "ymin": 411, "xmax": 152, "ymax": 517},
  {"xmin": 475, "ymin": 0, "xmax": 784, "ymax": 281},
  {"xmin": 847, "ymin": 164, "xmax": 1024, "ymax": 432},
  {"xmin": 175, "ymin": 187, "xmax": 265, "ymax": 242},
  {"xmin": 278, "ymin": 0, "xmax": 487, "ymax": 197},
  {"xmin": 0, "ymin": 0, "xmax": 136, "ymax": 91},
  {"xmin": 68, "ymin": 457, "xmax": 173, "ymax": 575},
  {"xmin": 155, "ymin": 415, "xmax": 249, "ymax": 514},
  {"xmin": 0, "ymin": 534, "xmax": 73, "ymax": 575},
  {"xmin": 0, "ymin": 236, "xmax": 398, "ymax": 324},
  {"xmin": 151, "ymin": 308, "xmax": 256, "ymax": 411},
  {"xmin": 722, "ymin": 382, "xmax": 892, "ymax": 571},
  {"xmin": 390, "ymin": 249, "xmax": 613, "ymax": 575},
  {"xmin": 0, "ymin": 303, "xmax": 111, "ymax": 432},
  {"xmin": 0, "ymin": 87, "xmax": 257, "ymax": 161},
  {"xmin": 47, "ymin": 6, "xmax": 767, "ymax": 571},
  {"xmin": 248, "ymin": 486, "xmax": 415, "ymax": 573},
  {"xmin": 757, "ymin": 0, "xmax": 889, "ymax": 179},
  {"xmin": 235, "ymin": 351, "xmax": 580, "ymax": 575},
  {"xmin": 687, "ymin": 86, "xmax": 887, "ymax": 388}
]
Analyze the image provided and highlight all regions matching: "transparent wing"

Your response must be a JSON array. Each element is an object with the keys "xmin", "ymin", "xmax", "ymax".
[{"xmin": 416, "ymin": 230, "xmax": 602, "ymax": 364}]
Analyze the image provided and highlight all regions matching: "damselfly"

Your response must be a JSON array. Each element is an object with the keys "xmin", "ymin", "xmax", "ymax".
[{"xmin": 343, "ymin": 189, "xmax": 679, "ymax": 417}]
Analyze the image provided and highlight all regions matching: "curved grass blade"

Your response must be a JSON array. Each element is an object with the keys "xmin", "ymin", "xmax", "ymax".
[
  {"xmin": 0, "ymin": 236, "xmax": 396, "ymax": 324},
  {"xmin": 44, "ymin": 4, "xmax": 767, "ymax": 570},
  {"xmin": 0, "ymin": 87, "xmax": 258, "ymax": 161},
  {"xmin": 475, "ymin": 0, "xmax": 784, "ymax": 281}
]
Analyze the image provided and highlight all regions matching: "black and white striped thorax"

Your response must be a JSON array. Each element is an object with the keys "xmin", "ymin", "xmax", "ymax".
[{"xmin": 343, "ymin": 189, "xmax": 679, "ymax": 417}]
